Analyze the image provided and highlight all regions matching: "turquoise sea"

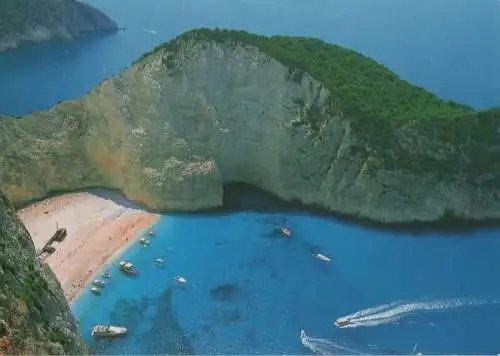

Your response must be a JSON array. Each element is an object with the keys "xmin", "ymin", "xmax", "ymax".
[
  {"xmin": 72, "ymin": 187, "xmax": 500, "ymax": 355},
  {"xmin": 2, "ymin": 0, "xmax": 500, "ymax": 354}
]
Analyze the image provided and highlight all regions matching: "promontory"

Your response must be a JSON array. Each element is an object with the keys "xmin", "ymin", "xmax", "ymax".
[
  {"xmin": 0, "ymin": 0, "xmax": 117, "ymax": 52},
  {"xmin": 1, "ymin": 28, "xmax": 500, "ymax": 223}
]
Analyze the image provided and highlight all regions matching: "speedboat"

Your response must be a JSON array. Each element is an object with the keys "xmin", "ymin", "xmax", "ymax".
[
  {"xmin": 119, "ymin": 261, "xmax": 139, "ymax": 275},
  {"xmin": 280, "ymin": 226, "xmax": 291, "ymax": 237},
  {"xmin": 138, "ymin": 237, "xmax": 150, "ymax": 246},
  {"xmin": 90, "ymin": 286, "xmax": 101, "ymax": 295},
  {"xmin": 334, "ymin": 317, "xmax": 351, "ymax": 327},
  {"xmin": 174, "ymin": 276, "xmax": 187, "ymax": 283},
  {"xmin": 300, "ymin": 329, "xmax": 307, "ymax": 343},
  {"xmin": 91, "ymin": 324, "xmax": 127, "ymax": 337},
  {"xmin": 92, "ymin": 279, "xmax": 106, "ymax": 288},
  {"xmin": 148, "ymin": 230, "xmax": 155, "ymax": 236},
  {"xmin": 315, "ymin": 253, "xmax": 331, "ymax": 262},
  {"xmin": 155, "ymin": 258, "xmax": 165, "ymax": 265}
]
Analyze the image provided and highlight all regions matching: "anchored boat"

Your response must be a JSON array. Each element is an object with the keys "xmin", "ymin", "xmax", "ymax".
[
  {"xmin": 174, "ymin": 276, "xmax": 187, "ymax": 283},
  {"xmin": 91, "ymin": 325, "xmax": 127, "ymax": 337},
  {"xmin": 280, "ymin": 226, "xmax": 292, "ymax": 237},
  {"xmin": 92, "ymin": 279, "xmax": 106, "ymax": 288},
  {"xmin": 119, "ymin": 261, "xmax": 139, "ymax": 275},
  {"xmin": 315, "ymin": 253, "xmax": 331, "ymax": 262}
]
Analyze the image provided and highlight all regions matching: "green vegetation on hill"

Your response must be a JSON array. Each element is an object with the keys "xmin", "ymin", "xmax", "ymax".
[
  {"xmin": 137, "ymin": 28, "xmax": 500, "ymax": 182},
  {"xmin": 137, "ymin": 28, "xmax": 473, "ymax": 124}
]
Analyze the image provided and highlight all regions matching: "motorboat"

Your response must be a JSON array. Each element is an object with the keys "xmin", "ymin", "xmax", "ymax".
[
  {"xmin": 91, "ymin": 324, "xmax": 127, "ymax": 337},
  {"xmin": 280, "ymin": 226, "xmax": 291, "ymax": 237},
  {"xmin": 148, "ymin": 230, "xmax": 155, "ymax": 236},
  {"xmin": 90, "ymin": 286, "xmax": 101, "ymax": 295},
  {"xmin": 174, "ymin": 276, "xmax": 187, "ymax": 283},
  {"xmin": 92, "ymin": 279, "xmax": 106, "ymax": 288},
  {"xmin": 119, "ymin": 261, "xmax": 139, "ymax": 275},
  {"xmin": 102, "ymin": 271, "xmax": 111, "ymax": 279},
  {"xmin": 315, "ymin": 253, "xmax": 331, "ymax": 262},
  {"xmin": 334, "ymin": 317, "xmax": 351, "ymax": 327},
  {"xmin": 300, "ymin": 329, "xmax": 307, "ymax": 343},
  {"xmin": 138, "ymin": 237, "xmax": 150, "ymax": 246},
  {"xmin": 155, "ymin": 258, "xmax": 165, "ymax": 265}
]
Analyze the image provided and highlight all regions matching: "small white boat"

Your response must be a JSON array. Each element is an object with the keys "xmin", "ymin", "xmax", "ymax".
[
  {"xmin": 138, "ymin": 237, "xmax": 150, "ymax": 246},
  {"xmin": 119, "ymin": 261, "xmax": 139, "ymax": 275},
  {"xmin": 90, "ymin": 286, "xmax": 101, "ymax": 295},
  {"xmin": 155, "ymin": 258, "xmax": 165, "ymax": 264},
  {"xmin": 174, "ymin": 276, "xmax": 187, "ymax": 283},
  {"xmin": 92, "ymin": 279, "xmax": 106, "ymax": 288},
  {"xmin": 334, "ymin": 317, "xmax": 352, "ymax": 327},
  {"xmin": 280, "ymin": 226, "xmax": 292, "ymax": 237},
  {"xmin": 91, "ymin": 324, "xmax": 127, "ymax": 337},
  {"xmin": 148, "ymin": 230, "xmax": 155, "ymax": 236},
  {"xmin": 315, "ymin": 253, "xmax": 331, "ymax": 262}
]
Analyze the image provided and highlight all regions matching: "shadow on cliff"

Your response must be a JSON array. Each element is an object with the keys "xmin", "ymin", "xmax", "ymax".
[
  {"xmin": 15, "ymin": 183, "xmax": 500, "ymax": 236},
  {"xmin": 219, "ymin": 183, "xmax": 500, "ymax": 236}
]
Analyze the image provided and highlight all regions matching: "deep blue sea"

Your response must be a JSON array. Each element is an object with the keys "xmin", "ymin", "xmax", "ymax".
[{"xmin": 2, "ymin": 0, "xmax": 500, "ymax": 354}]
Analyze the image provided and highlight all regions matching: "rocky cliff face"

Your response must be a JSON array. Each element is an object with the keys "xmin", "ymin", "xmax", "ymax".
[
  {"xmin": 1, "ymin": 29, "xmax": 499, "ymax": 223},
  {"xmin": 0, "ymin": 189, "xmax": 87, "ymax": 354},
  {"xmin": 0, "ymin": 0, "xmax": 117, "ymax": 52}
]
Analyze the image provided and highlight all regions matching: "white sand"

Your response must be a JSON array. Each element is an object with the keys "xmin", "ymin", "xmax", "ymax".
[{"xmin": 18, "ymin": 191, "xmax": 160, "ymax": 302}]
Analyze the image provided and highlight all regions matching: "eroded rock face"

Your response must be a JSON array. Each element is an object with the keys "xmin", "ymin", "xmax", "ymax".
[
  {"xmin": 0, "ymin": 0, "xmax": 117, "ymax": 52},
  {"xmin": 0, "ymin": 190, "xmax": 87, "ymax": 354},
  {"xmin": 1, "ymin": 35, "xmax": 500, "ymax": 223}
]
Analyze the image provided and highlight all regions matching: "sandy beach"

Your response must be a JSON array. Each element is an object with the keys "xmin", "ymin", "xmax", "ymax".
[{"xmin": 18, "ymin": 191, "xmax": 160, "ymax": 302}]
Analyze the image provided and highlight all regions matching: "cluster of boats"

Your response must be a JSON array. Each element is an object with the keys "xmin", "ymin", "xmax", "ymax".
[
  {"xmin": 90, "ymin": 229, "xmax": 188, "ymax": 338},
  {"xmin": 90, "ymin": 260, "xmax": 139, "ymax": 295}
]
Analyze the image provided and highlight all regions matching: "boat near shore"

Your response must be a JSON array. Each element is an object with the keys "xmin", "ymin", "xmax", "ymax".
[
  {"xmin": 90, "ymin": 286, "xmax": 102, "ymax": 295},
  {"xmin": 91, "ymin": 325, "xmax": 127, "ymax": 337},
  {"xmin": 119, "ymin": 261, "xmax": 139, "ymax": 275},
  {"xmin": 92, "ymin": 279, "xmax": 106, "ymax": 288}
]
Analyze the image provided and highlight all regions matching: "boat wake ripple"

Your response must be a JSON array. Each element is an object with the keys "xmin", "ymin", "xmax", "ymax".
[
  {"xmin": 339, "ymin": 297, "xmax": 496, "ymax": 328},
  {"xmin": 301, "ymin": 331, "xmax": 364, "ymax": 355}
]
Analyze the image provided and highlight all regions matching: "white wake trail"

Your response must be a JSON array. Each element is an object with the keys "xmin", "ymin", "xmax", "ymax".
[
  {"xmin": 339, "ymin": 297, "xmax": 494, "ymax": 328},
  {"xmin": 349, "ymin": 300, "xmax": 402, "ymax": 318},
  {"xmin": 301, "ymin": 332, "xmax": 364, "ymax": 355}
]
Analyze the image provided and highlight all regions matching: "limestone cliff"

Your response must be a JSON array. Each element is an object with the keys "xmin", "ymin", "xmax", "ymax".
[
  {"xmin": 0, "ymin": 189, "xmax": 87, "ymax": 354},
  {"xmin": 1, "ymin": 28, "xmax": 500, "ymax": 223},
  {"xmin": 0, "ymin": 0, "xmax": 117, "ymax": 52}
]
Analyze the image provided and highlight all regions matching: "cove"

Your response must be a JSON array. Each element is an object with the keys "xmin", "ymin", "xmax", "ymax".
[{"xmin": 72, "ymin": 186, "xmax": 500, "ymax": 355}]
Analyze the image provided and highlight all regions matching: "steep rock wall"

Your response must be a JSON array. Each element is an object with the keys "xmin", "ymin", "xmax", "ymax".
[
  {"xmin": 0, "ymin": 189, "xmax": 87, "ymax": 354},
  {"xmin": 1, "ymin": 33, "xmax": 500, "ymax": 223}
]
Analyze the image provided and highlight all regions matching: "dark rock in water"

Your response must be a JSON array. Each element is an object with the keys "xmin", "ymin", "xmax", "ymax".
[
  {"xmin": 0, "ymin": 189, "xmax": 87, "ymax": 354},
  {"xmin": 210, "ymin": 283, "xmax": 238, "ymax": 302},
  {"xmin": 94, "ymin": 288, "xmax": 192, "ymax": 355},
  {"xmin": 211, "ymin": 308, "xmax": 242, "ymax": 324},
  {"xmin": 0, "ymin": 0, "xmax": 118, "ymax": 52}
]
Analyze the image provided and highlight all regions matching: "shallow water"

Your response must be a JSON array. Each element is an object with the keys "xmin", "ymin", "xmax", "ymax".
[{"xmin": 72, "ymin": 211, "xmax": 500, "ymax": 354}]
